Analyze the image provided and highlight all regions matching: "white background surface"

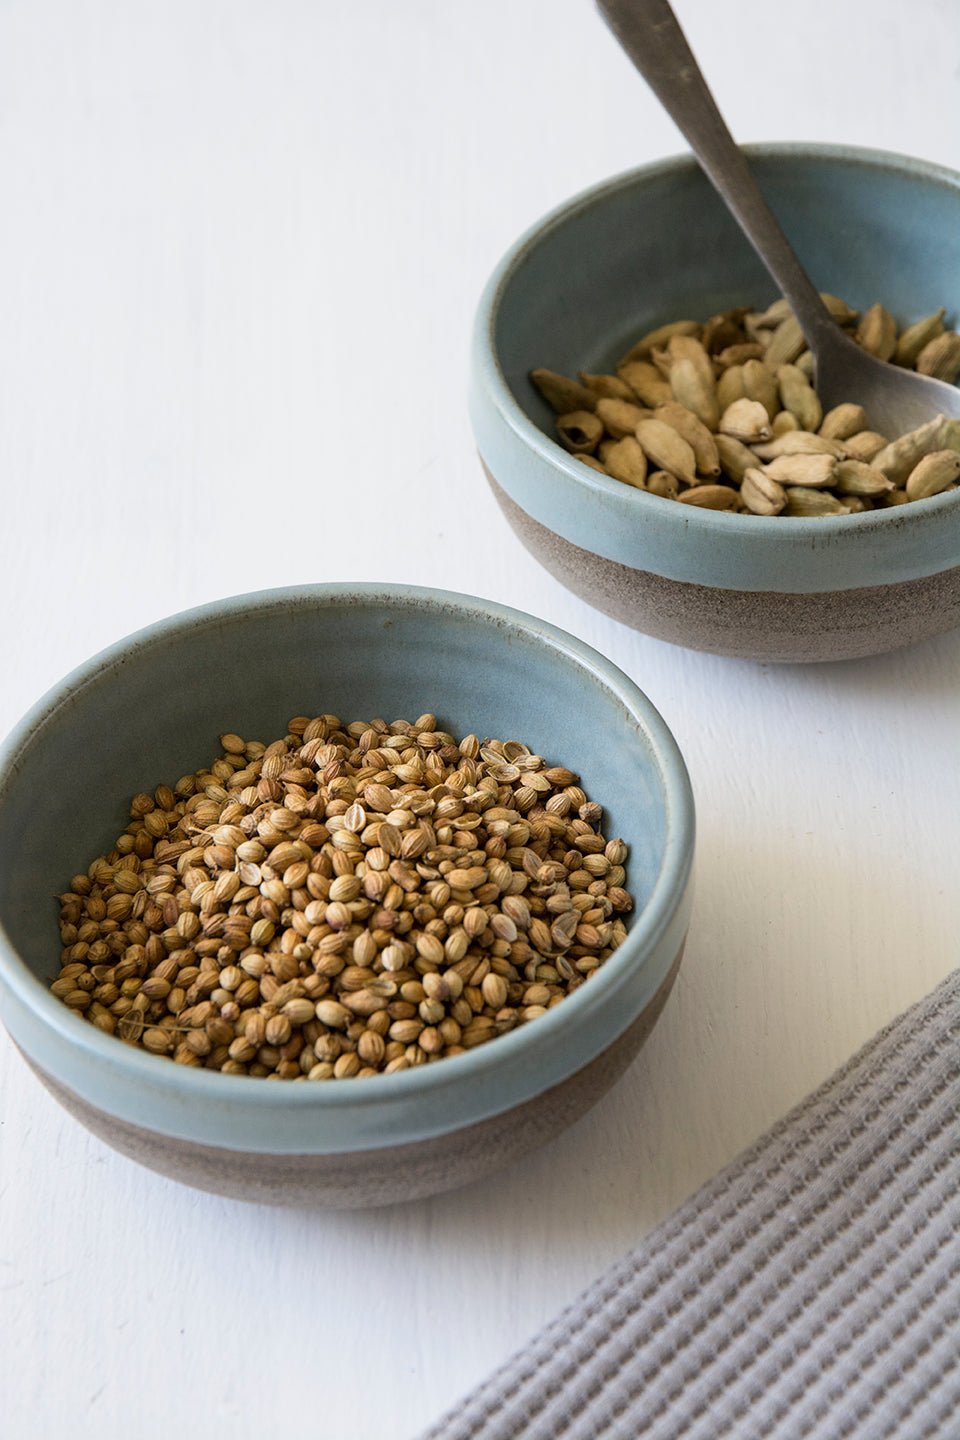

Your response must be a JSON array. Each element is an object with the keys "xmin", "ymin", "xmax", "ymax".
[{"xmin": 1, "ymin": 2, "xmax": 959, "ymax": 1436}]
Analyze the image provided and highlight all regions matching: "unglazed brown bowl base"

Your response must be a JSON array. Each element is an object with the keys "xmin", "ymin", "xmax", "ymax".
[
  {"xmin": 484, "ymin": 466, "xmax": 960, "ymax": 664},
  {"xmin": 22, "ymin": 945, "xmax": 683, "ymax": 1209}
]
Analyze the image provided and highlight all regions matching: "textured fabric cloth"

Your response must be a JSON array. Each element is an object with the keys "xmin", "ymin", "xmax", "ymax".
[{"xmin": 422, "ymin": 970, "xmax": 960, "ymax": 1440}]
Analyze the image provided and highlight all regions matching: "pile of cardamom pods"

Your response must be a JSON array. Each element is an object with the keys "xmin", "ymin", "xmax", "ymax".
[{"xmin": 532, "ymin": 297, "xmax": 960, "ymax": 515}]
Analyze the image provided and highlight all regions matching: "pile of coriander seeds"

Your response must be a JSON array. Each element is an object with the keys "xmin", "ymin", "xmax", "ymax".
[
  {"xmin": 51, "ymin": 713, "xmax": 632, "ymax": 1079},
  {"xmin": 532, "ymin": 296, "xmax": 960, "ymax": 515}
]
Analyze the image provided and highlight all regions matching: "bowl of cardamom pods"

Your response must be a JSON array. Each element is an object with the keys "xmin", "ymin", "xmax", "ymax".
[
  {"xmin": 471, "ymin": 143, "xmax": 960, "ymax": 662},
  {"xmin": 0, "ymin": 584, "xmax": 694, "ymax": 1207}
]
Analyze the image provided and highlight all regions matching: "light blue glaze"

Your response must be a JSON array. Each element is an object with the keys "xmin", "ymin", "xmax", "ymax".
[
  {"xmin": 0, "ymin": 586, "xmax": 694, "ymax": 1155},
  {"xmin": 471, "ymin": 145, "xmax": 960, "ymax": 594}
]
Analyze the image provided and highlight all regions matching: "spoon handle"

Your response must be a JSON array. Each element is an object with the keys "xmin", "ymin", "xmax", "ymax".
[{"xmin": 596, "ymin": 0, "xmax": 838, "ymax": 352}]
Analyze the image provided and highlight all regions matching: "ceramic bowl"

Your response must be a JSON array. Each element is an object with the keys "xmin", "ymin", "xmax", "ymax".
[
  {"xmin": 471, "ymin": 144, "xmax": 960, "ymax": 663},
  {"xmin": 0, "ymin": 585, "xmax": 694, "ymax": 1208}
]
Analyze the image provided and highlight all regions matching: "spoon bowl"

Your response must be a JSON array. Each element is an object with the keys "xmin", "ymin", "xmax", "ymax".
[{"xmin": 812, "ymin": 323, "xmax": 960, "ymax": 434}]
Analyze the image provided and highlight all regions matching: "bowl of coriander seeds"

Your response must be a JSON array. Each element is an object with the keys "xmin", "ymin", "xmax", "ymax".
[
  {"xmin": 471, "ymin": 144, "xmax": 960, "ymax": 661},
  {"xmin": 0, "ymin": 585, "xmax": 694, "ymax": 1207}
]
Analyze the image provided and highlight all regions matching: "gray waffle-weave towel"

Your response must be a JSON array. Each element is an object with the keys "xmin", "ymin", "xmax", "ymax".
[{"xmin": 422, "ymin": 969, "xmax": 960, "ymax": 1440}]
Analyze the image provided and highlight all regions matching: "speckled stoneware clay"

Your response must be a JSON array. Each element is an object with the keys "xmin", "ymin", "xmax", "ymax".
[
  {"xmin": 0, "ymin": 585, "xmax": 694, "ymax": 1207},
  {"xmin": 21, "ymin": 954, "xmax": 683, "ymax": 1207},
  {"xmin": 471, "ymin": 145, "xmax": 960, "ymax": 663}
]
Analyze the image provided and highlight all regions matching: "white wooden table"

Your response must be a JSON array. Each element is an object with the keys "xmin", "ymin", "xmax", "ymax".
[{"xmin": 1, "ymin": 3, "xmax": 958, "ymax": 1435}]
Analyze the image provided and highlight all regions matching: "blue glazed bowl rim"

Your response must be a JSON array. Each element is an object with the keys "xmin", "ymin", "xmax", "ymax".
[
  {"xmin": 0, "ymin": 582, "xmax": 695, "ymax": 1114},
  {"xmin": 473, "ymin": 141, "xmax": 960, "ymax": 543}
]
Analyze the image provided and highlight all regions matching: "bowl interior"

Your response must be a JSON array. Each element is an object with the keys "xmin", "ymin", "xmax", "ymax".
[
  {"xmin": 0, "ymin": 588, "xmax": 675, "ymax": 990},
  {"xmin": 496, "ymin": 150, "xmax": 960, "ymax": 441}
]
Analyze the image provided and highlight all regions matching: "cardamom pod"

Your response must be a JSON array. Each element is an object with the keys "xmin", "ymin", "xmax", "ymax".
[
  {"xmin": 618, "ymin": 319, "xmax": 700, "ymax": 366},
  {"xmin": 915, "ymin": 332, "xmax": 960, "ymax": 384},
  {"xmin": 904, "ymin": 449, "xmax": 960, "ymax": 501},
  {"xmin": 701, "ymin": 309, "xmax": 749, "ymax": 354},
  {"xmin": 777, "ymin": 364, "xmax": 823, "ymax": 432},
  {"xmin": 716, "ymin": 364, "xmax": 747, "ymax": 412},
  {"xmin": 530, "ymin": 368, "xmax": 597, "ymax": 414},
  {"xmin": 740, "ymin": 468, "xmax": 787, "ymax": 516},
  {"xmin": 819, "ymin": 403, "xmax": 868, "ymax": 441},
  {"xmin": 832, "ymin": 460, "xmax": 894, "ymax": 496},
  {"xmin": 872, "ymin": 415, "xmax": 960, "ymax": 484},
  {"xmin": 783, "ymin": 487, "xmax": 850, "ymax": 517},
  {"xmin": 752, "ymin": 431, "xmax": 846, "ymax": 460},
  {"xmin": 715, "ymin": 433, "xmax": 757, "ymax": 485},
  {"xmin": 894, "ymin": 309, "xmax": 945, "ymax": 368},
  {"xmin": 741, "ymin": 358, "xmax": 780, "ymax": 421},
  {"xmin": 603, "ymin": 435, "xmax": 648, "ymax": 489},
  {"xmin": 579, "ymin": 372, "xmax": 635, "ymax": 402},
  {"xmin": 654, "ymin": 401, "xmax": 721, "ymax": 476},
  {"xmin": 841, "ymin": 430, "xmax": 889, "ymax": 462},
  {"xmin": 617, "ymin": 360, "xmax": 674, "ymax": 408},
  {"xmin": 635, "ymin": 418, "xmax": 698, "ymax": 484},
  {"xmin": 648, "ymin": 345, "xmax": 673, "ymax": 380},
  {"xmin": 676, "ymin": 483, "xmax": 739, "ymax": 509},
  {"xmin": 747, "ymin": 297, "xmax": 793, "ymax": 331},
  {"xmin": 645, "ymin": 469, "xmax": 680, "ymax": 500},
  {"xmin": 764, "ymin": 315, "xmax": 806, "ymax": 369},
  {"xmin": 667, "ymin": 334, "xmax": 715, "ymax": 390},
  {"xmin": 819, "ymin": 294, "xmax": 860, "ymax": 325},
  {"xmin": 718, "ymin": 398, "xmax": 772, "ymax": 443},
  {"xmin": 855, "ymin": 302, "xmax": 898, "ymax": 361},
  {"xmin": 771, "ymin": 410, "xmax": 801, "ymax": 436},
  {"xmin": 668, "ymin": 357, "xmax": 720, "ymax": 430},
  {"xmin": 764, "ymin": 453, "xmax": 837, "ymax": 488},
  {"xmin": 714, "ymin": 342, "xmax": 765, "ymax": 369},
  {"xmin": 595, "ymin": 397, "xmax": 649, "ymax": 439},
  {"xmin": 556, "ymin": 410, "xmax": 603, "ymax": 454}
]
